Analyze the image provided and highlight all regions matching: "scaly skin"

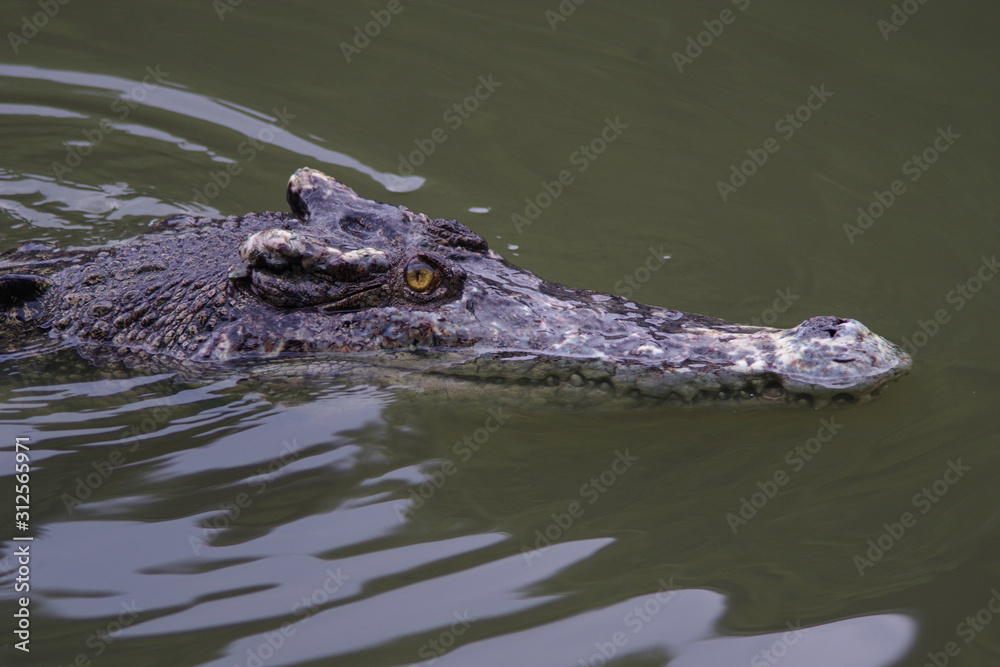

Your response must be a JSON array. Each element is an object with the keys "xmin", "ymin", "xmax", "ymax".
[{"xmin": 0, "ymin": 168, "xmax": 910, "ymax": 406}]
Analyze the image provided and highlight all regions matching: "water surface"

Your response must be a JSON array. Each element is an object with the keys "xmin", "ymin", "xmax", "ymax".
[{"xmin": 2, "ymin": 1, "xmax": 999, "ymax": 665}]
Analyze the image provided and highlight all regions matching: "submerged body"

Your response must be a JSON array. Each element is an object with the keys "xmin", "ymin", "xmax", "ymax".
[{"xmin": 0, "ymin": 168, "xmax": 910, "ymax": 406}]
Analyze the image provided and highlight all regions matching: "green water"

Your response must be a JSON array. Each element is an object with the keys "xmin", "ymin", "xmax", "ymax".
[{"xmin": 2, "ymin": 1, "xmax": 999, "ymax": 665}]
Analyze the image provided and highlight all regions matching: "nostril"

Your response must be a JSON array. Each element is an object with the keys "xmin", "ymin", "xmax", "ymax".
[{"xmin": 823, "ymin": 328, "xmax": 838, "ymax": 338}]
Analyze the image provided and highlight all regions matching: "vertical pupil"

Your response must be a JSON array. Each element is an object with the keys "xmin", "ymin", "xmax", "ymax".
[{"xmin": 407, "ymin": 259, "xmax": 440, "ymax": 292}]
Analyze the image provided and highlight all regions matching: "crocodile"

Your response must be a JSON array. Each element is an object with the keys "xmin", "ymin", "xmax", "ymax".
[{"xmin": 0, "ymin": 168, "xmax": 910, "ymax": 407}]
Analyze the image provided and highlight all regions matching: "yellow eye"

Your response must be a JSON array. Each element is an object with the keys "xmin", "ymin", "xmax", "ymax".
[{"xmin": 405, "ymin": 259, "xmax": 440, "ymax": 293}]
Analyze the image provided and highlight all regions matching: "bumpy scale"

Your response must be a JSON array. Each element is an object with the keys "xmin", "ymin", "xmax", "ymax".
[{"xmin": 0, "ymin": 168, "xmax": 911, "ymax": 407}]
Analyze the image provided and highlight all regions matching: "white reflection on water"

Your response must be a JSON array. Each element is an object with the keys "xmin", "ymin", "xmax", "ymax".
[
  {"xmin": 424, "ymin": 578, "xmax": 916, "ymax": 667},
  {"xmin": 0, "ymin": 64, "xmax": 424, "ymax": 193}
]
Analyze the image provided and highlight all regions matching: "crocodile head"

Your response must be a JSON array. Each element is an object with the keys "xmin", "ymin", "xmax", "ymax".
[{"xmin": 219, "ymin": 168, "xmax": 910, "ymax": 407}]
